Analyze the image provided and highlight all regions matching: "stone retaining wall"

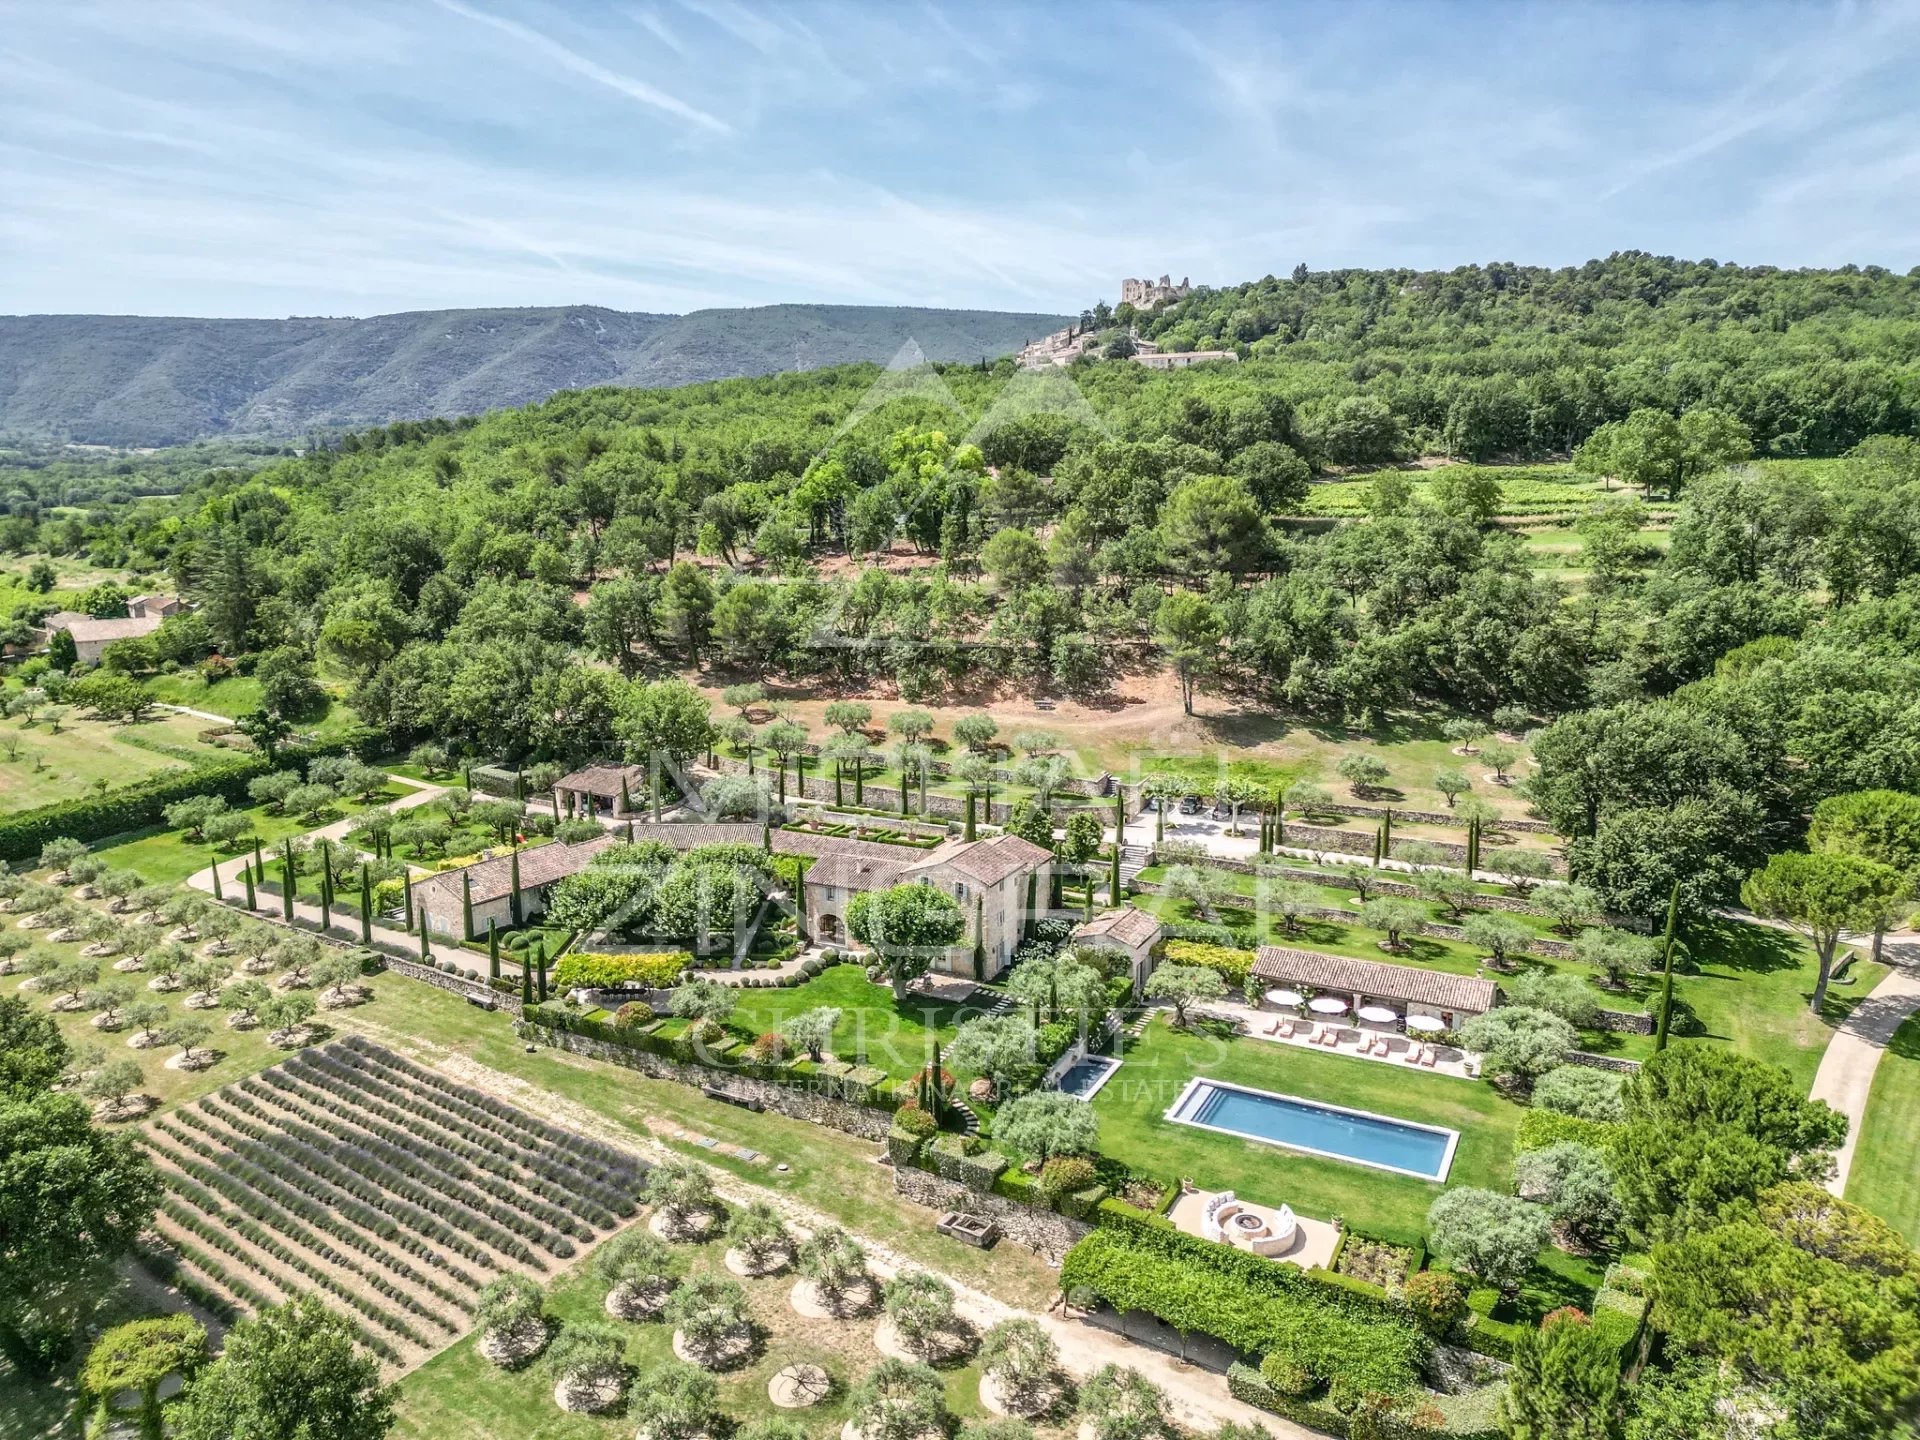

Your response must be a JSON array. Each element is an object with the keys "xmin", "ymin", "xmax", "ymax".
[
  {"xmin": 1590, "ymin": 1008, "xmax": 1654, "ymax": 1034},
  {"xmin": 1195, "ymin": 859, "xmax": 1557, "ymax": 915},
  {"xmin": 890, "ymin": 1166, "xmax": 1090, "ymax": 1266},
  {"xmin": 382, "ymin": 953, "xmax": 523, "ymax": 1014},
  {"xmin": 1316, "ymin": 800, "xmax": 1554, "ymax": 834},
  {"xmin": 1566, "ymin": 1050, "xmax": 1641, "ymax": 1073},
  {"xmin": 521, "ymin": 1024, "xmax": 895, "ymax": 1141}
]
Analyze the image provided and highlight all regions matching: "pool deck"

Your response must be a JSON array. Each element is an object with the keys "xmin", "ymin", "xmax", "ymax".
[
  {"xmin": 1199, "ymin": 997, "xmax": 1480, "ymax": 1081},
  {"xmin": 1168, "ymin": 1188, "xmax": 1340, "ymax": 1271}
]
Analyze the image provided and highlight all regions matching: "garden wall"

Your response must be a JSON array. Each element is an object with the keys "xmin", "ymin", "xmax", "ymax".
[
  {"xmin": 519, "ymin": 1022, "xmax": 896, "ymax": 1141},
  {"xmin": 890, "ymin": 1165, "xmax": 1091, "ymax": 1265}
]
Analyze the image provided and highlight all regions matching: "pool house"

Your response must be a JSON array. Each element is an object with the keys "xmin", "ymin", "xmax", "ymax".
[{"xmin": 1249, "ymin": 946, "xmax": 1498, "ymax": 1036}]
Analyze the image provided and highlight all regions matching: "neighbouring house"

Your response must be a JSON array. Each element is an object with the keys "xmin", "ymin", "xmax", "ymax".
[
  {"xmin": 62, "ymin": 614, "xmax": 165, "ymax": 665},
  {"xmin": 1250, "ymin": 945, "xmax": 1498, "ymax": 1031},
  {"xmin": 806, "ymin": 832, "xmax": 1052, "ymax": 981},
  {"xmin": 554, "ymin": 762, "xmax": 650, "ymax": 817},
  {"xmin": 415, "ymin": 835, "xmax": 615, "ymax": 939},
  {"xmin": 1071, "ymin": 906, "xmax": 1166, "ymax": 995},
  {"xmin": 1132, "ymin": 349, "xmax": 1239, "ymax": 370},
  {"xmin": 126, "ymin": 593, "xmax": 184, "ymax": 620}
]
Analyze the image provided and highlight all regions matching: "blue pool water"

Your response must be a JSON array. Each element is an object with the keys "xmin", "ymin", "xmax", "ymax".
[
  {"xmin": 1055, "ymin": 1056, "xmax": 1121, "ymax": 1100},
  {"xmin": 1167, "ymin": 1079, "xmax": 1457, "ymax": 1180}
]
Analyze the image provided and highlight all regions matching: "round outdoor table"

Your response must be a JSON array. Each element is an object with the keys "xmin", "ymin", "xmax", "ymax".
[
  {"xmin": 1264, "ymin": 988, "xmax": 1305, "ymax": 1008},
  {"xmin": 1405, "ymin": 1014, "xmax": 1447, "ymax": 1033},
  {"xmin": 1356, "ymin": 1005, "xmax": 1398, "ymax": 1025},
  {"xmin": 1307, "ymin": 997, "xmax": 1349, "ymax": 1016}
]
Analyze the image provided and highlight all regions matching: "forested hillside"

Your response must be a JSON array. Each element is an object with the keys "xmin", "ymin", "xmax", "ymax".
[
  {"xmin": 7, "ymin": 252, "xmax": 1920, "ymax": 925},
  {"xmin": 0, "ymin": 303, "xmax": 1068, "ymax": 446}
]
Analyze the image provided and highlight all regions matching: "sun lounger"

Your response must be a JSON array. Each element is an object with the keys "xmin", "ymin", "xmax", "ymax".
[
  {"xmin": 1420, "ymin": 1048, "xmax": 1437, "ymax": 1067},
  {"xmin": 1277, "ymin": 1020, "xmax": 1294, "ymax": 1038},
  {"xmin": 1261, "ymin": 1018, "xmax": 1279, "ymax": 1036},
  {"xmin": 1403, "ymin": 1044, "xmax": 1424, "ymax": 1064}
]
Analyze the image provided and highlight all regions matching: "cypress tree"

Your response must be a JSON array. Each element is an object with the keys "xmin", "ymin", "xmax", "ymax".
[
  {"xmin": 244, "ymin": 864, "xmax": 257, "ymax": 911},
  {"xmin": 792, "ymin": 857, "xmax": 808, "ymax": 940},
  {"xmin": 625, "ymin": 819, "xmax": 635, "ymax": 843},
  {"xmin": 281, "ymin": 842, "xmax": 295, "ymax": 921},
  {"xmin": 834, "ymin": 761, "xmax": 844, "ymax": 808},
  {"xmin": 762, "ymin": 817, "xmax": 772, "ymax": 853},
  {"xmin": 509, "ymin": 847, "xmax": 522, "ymax": 925},
  {"xmin": 1382, "ymin": 807, "xmax": 1394, "ymax": 853},
  {"xmin": 488, "ymin": 919, "xmax": 500, "ymax": 983},
  {"xmin": 1466, "ymin": 818, "xmax": 1481, "ymax": 875},
  {"xmin": 211, "ymin": 852, "xmax": 224, "ymax": 902},
  {"xmin": 360, "ymin": 873, "xmax": 373, "ymax": 945},
  {"xmin": 1372, "ymin": 824, "xmax": 1384, "ymax": 865},
  {"xmin": 252, "ymin": 837, "xmax": 265, "ymax": 884},
  {"xmin": 514, "ymin": 769, "xmax": 525, "ymax": 801},
  {"xmin": 420, "ymin": 920, "xmax": 430, "ymax": 961},
  {"xmin": 1024, "ymin": 872, "xmax": 1037, "ymax": 940},
  {"xmin": 964, "ymin": 791, "xmax": 977, "ymax": 841},
  {"xmin": 520, "ymin": 956, "xmax": 532, "ymax": 1006},
  {"xmin": 1155, "ymin": 795, "xmax": 1165, "ymax": 842},
  {"xmin": 1655, "ymin": 881, "xmax": 1681, "ymax": 1051},
  {"xmin": 620, "ymin": 773, "xmax": 633, "ymax": 816},
  {"xmin": 971, "ymin": 898, "xmax": 985, "ymax": 980},
  {"xmin": 403, "ymin": 872, "xmax": 415, "ymax": 931},
  {"xmin": 535, "ymin": 943, "xmax": 548, "ymax": 1003},
  {"xmin": 1275, "ymin": 810, "xmax": 1285, "ymax": 847},
  {"xmin": 461, "ymin": 871, "xmax": 474, "ymax": 941},
  {"xmin": 1109, "ymin": 843, "xmax": 1122, "ymax": 904}
]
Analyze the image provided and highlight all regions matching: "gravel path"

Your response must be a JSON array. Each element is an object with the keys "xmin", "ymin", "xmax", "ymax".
[{"xmin": 1808, "ymin": 942, "xmax": 1920, "ymax": 1197}]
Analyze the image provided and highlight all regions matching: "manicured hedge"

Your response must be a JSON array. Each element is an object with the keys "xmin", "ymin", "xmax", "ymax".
[
  {"xmin": 925, "ymin": 1132, "xmax": 1009, "ymax": 1192},
  {"xmin": 550, "ymin": 951, "xmax": 690, "ymax": 991},
  {"xmin": 1226, "ymin": 1363, "xmax": 1350, "ymax": 1437},
  {"xmin": 1514, "ymin": 1109, "xmax": 1618, "ymax": 1154},
  {"xmin": 1163, "ymin": 938, "xmax": 1257, "ymax": 988},
  {"xmin": 0, "ymin": 736, "xmax": 362, "ymax": 863},
  {"xmin": 1060, "ymin": 1224, "xmax": 1427, "ymax": 1409}
]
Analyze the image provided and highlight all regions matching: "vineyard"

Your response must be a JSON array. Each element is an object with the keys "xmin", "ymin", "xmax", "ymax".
[{"xmin": 135, "ymin": 1035, "xmax": 650, "ymax": 1371}]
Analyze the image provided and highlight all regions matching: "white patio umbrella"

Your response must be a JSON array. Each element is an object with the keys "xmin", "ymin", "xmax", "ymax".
[
  {"xmin": 1405, "ymin": 1013, "xmax": 1447, "ymax": 1033},
  {"xmin": 1307, "ymin": 996, "xmax": 1349, "ymax": 1016},
  {"xmin": 1356, "ymin": 1004, "xmax": 1398, "ymax": 1024},
  {"xmin": 1265, "ymin": 988, "xmax": 1305, "ymax": 1008}
]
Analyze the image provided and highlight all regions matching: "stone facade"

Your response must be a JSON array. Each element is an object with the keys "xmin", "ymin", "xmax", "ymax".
[
  {"xmin": 890, "ymin": 1165, "xmax": 1090, "ymax": 1266},
  {"xmin": 1120, "ymin": 275, "xmax": 1191, "ymax": 309},
  {"xmin": 523, "ymin": 1024, "xmax": 896, "ymax": 1140}
]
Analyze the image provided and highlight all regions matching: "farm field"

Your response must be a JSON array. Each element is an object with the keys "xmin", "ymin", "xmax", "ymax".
[{"xmin": 0, "ymin": 709, "xmax": 232, "ymax": 809}]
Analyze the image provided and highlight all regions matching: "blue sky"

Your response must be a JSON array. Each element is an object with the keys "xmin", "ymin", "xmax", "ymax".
[{"xmin": 3, "ymin": 0, "xmax": 1918, "ymax": 319}]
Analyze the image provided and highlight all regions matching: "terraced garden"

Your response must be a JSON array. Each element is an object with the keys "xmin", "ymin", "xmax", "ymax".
[{"xmin": 135, "ymin": 1037, "xmax": 649, "ymax": 1373}]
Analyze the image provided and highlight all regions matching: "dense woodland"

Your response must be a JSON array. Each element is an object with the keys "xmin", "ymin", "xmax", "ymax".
[{"xmin": 5, "ymin": 255, "xmax": 1920, "ymax": 926}]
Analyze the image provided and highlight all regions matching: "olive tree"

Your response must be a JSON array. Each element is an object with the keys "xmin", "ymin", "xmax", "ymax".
[{"xmin": 1426, "ymin": 1188, "xmax": 1551, "ymax": 1296}]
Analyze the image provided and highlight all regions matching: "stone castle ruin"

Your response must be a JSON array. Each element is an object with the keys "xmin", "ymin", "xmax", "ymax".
[{"xmin": 1120, "ymin": 274, "xmax": 1191, "ymax": 309}]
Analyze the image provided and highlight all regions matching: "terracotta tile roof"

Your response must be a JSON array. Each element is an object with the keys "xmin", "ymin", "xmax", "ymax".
[
  {"xmin": 419, "ymin": 835, "xmax": 615, "ymax": 909},
  {"xmin": 556, "ymin": 763, "xmax": 646, "ymax": 798},
  {"xmin": 64, "ymin": 615, "xmax": 164, "ymax": 644},
  {"xmin": 1251, "ymin": 945, "xmax": 1498, "ymax": 1014},
  {"xmin": 904, "ymin": 833, "xmax": 1050, "ymax": 888},
  {"xmin": 805, "ymin": 852, "xmax": 908, "ymax": 891},
  {"xmin": 1075, "ymin": 906, "xmax": 1164, "ymax": 949}
]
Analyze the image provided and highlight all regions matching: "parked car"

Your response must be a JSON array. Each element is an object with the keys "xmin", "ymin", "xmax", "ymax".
[{"xmin": 1178, "ymin": 795, "xmax": 1202, "ymax": 815}]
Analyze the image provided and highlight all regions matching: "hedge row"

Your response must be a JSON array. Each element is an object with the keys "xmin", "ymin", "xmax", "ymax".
[
  {"xmin": 1514, "ymin": 1110, "xmax": 1618, "ymax": 1154},
  {"xmin": 0, "ymin": 736, "xmax": 362, "ymax": 862},
  {"xmin": 550, "ymin": 951, "xmax": 690, "ymax": 991},
  {"xmin": 1060, "ymin": 1224, "xmax": 1428, "ymax": 1409},
  {"xmin": 925, "ymin": 1132, "xmax": 1010, "ymax": 1191},
  {"xmin": 524, "ymin": 1003, "xmax": 900, "ymax": 1108}
]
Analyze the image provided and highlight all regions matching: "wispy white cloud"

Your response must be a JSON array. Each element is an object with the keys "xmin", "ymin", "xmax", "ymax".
[{"xmin": 429, "ymin": 0, "xmax": 732, "ymax": 135}]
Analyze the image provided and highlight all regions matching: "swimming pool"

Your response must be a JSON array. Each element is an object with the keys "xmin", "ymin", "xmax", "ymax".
[
  {"xmin": 1054, "ymin": 1055, "xmax": 1121, "ymax": 1101},
  {"xmin": 1165, "ymin": 1078, "xmax": 1458, "ymax": 1180}
]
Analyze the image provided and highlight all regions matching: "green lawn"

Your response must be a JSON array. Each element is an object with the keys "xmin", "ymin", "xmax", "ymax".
[
  {"xmin": 0, "ymin": 710, "xmax": 229, "ymax": 810},
  {"xmin": 94, "ymin": 790, "xmax": 406, "ymax": 887},
  {"xmin": 1091, "ymin": 1014, "xmax": 1521, "ymax": 1247},
  {"xmin": 1848, "ymin": 1016, "xmax": 1920, "ymax": 1243},
  {"xmin": 142, "ymin": 671, "xmax": 359, "ymax": 739},
  {"xmin": 719, "ymin": 965, "xmax": 998, "ymax": 1082},
  {"xmin": 1135, "ymin": 889, "xmax": 1882, "ymax": 1081}
]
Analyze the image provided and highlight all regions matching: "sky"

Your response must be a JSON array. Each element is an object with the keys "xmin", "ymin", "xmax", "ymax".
[{"xmin": 3, "ymin": 0, "xmax": 1919, "ymax": 319}]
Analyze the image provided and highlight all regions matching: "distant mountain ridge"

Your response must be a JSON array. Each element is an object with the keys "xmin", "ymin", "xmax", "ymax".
[{"xmin": 0, "ymin": 302, "xmax": 1070, "ymax": 446}]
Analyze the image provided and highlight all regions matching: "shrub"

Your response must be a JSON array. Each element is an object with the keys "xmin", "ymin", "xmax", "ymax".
[
  {"xmin": 1531, "ymin": 1067, "xmax": 1625, "ymax": 1123},
  {"xmin": 1259, "ymin": 1349, "xmax": 1315, "ymax": 1397},
  {"xmin": 1036, "ymin": 1155, "xmax": 1098, "ymax": 1201},
  {"xmin": 1516, "ymin": 1109, "xmax": 1617, "ymax": 1154},
  {"xmin": 550, "ymin": 951, "xmax": 689, "ymax": 991},
  {"xmin": 1402, "ymin": 1271, "xmax": 1467, "ymax": 1337},
  {"xmin": 994, "ymin": 1090, "xmax": 1098, "ymax": 1162},
  {"xmin": 1501, "ymin": 971, "xmax": 1599, "ymax": 1029},
  {"xmin": 893, "ymin": 1103, "xmax": 938, "ymax": 1139},
  {"xmin": 1161, "ymin": 939, "xmax": 1254, "ymax": 989},
  {"xmin": 749, "ymin": 1031, "xmax": 791, "ymax": 1064}
]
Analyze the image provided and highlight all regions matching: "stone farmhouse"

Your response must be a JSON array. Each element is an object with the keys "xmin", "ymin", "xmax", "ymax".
[
  {"xmin": 415, "ymin": 835, "xmax": 614, "ymax": 938},
  {"xmin": 1071, "ymin": 905, "xmax": 1166, "ymax": 995},
  {"xmin": 805, "ymin": 832, "xmax": 1052, "ymax": 982}
]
